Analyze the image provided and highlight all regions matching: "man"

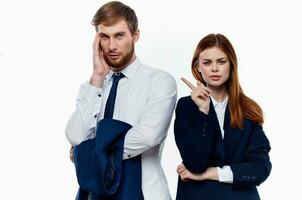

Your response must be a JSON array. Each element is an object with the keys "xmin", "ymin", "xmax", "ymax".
[{"xmin": 65, "ymin": 1, "xmax": 176, "ymax": 200}]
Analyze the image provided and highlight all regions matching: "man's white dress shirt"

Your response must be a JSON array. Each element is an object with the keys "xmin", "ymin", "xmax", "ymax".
[{"xmin": 66, "ymin": 58, "xmax": 177, "ymax": 200}]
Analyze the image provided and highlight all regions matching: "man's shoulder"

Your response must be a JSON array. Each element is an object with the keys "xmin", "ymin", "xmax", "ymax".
[{"xmin": 139, "ymin": 63, "xmax": 175, "ymax": 81}]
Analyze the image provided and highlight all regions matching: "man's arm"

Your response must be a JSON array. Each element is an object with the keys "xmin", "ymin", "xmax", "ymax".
[
  {"xmin": 122, "ymin": 73, "xmax": 177, "ymax": 159},
  {"xmin": 65, "ymin": 83, "xmax": 103, "ymax": 145},
  {"xmin": 65, "ymin": 33, "xmax": 109, "ymax": 145}
]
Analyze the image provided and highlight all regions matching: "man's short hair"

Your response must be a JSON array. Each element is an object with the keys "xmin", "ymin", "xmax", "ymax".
[{"xmin": 92, "ymin": 1, "xmax": 138, "ymax": 34}]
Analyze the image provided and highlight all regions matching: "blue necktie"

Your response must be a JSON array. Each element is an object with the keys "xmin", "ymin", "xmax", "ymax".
[
  {"xmin": 76, "ymin": 72, "xmax": 143, "ymax": 200},
  {"xmin": 80, "ymin": 73, "xmax": 125, "ymax": 200},
  {"xmin": 104, "ymin": 72, "xmax": 125, "ymax": 119},
  {"xmin": 103, "ymin": 72, "xmax": 125, "ymax": 196}
]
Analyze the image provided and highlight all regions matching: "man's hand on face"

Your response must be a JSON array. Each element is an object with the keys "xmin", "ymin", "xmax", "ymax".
[{"xmin": 90, "ymin": 33, "xmax": 110, "ymax": 88}]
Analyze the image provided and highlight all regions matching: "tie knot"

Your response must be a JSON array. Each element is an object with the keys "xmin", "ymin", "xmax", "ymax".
[{"xmin": 112, "ymin": 72, "xmax": 125, "ymax": 83}]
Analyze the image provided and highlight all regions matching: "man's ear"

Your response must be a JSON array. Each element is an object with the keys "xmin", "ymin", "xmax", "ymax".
[{"xmin": 133, "ymin": 29, "xmax": 140, "ymax": 42}]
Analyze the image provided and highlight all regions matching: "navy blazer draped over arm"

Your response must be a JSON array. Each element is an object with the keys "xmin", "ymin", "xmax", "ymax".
[{"xmin": 74, "ymin": 119, "xmax": 142, "ymax": 200}]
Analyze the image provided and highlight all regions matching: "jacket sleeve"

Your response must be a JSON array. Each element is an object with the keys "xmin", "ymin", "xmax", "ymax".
[
  {"xmin": 230, "ymin": 124, "xmax": 272, "ymax": 188},
  {"xmin": 174, "ymin": 97, "xmax": 218, "ymax": 173}
]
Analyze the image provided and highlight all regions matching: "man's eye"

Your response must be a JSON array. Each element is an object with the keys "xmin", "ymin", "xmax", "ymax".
[
  {"xmin": 101, "ymin": 35, "xmax": 109, "ymax": 40},
  {"xmin": 116, "ymin": 34, "xmax": 124, "ymax": 39}
]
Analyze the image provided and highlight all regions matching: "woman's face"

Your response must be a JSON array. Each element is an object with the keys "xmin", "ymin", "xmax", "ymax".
[{"xmin": 197, "ymin": 47, "xmax": 230, "ymax": 88}]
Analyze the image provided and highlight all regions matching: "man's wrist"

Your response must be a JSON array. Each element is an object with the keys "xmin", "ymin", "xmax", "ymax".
[{"xmin": 89, "ymin": 74, "xmax": 106, "ymax": 88}]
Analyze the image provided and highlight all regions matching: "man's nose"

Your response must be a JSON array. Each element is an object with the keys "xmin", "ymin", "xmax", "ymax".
[{"xmin": 109, "ymin": 39, "xmax": 117, "ymax": 51}]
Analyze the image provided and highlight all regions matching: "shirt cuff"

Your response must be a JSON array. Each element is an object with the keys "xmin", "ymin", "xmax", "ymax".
[
  {"xmin": 77, "ymin": 82, "xmax": 103, "ymax": 130},
  {"xmin": 217, "ymin": 166, "xmax": 233, "ymax": 183},
  {"xmin": 78, "ymin": 82, "xmax": 103, "ymax": 100},
  {"xmin": 79, "ymin": 82, "xmax": 103, "ymax": 99}
]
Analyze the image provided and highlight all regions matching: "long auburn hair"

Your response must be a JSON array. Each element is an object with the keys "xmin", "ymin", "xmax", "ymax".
[{"xmin": 191, "ymin": 33, "xmax": 263, "ymax": 128}]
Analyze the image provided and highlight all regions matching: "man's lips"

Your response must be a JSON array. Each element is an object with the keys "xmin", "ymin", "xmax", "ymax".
[{"xmin": 107, "ymin": 54, "xmax": 120, "ymax": 59}]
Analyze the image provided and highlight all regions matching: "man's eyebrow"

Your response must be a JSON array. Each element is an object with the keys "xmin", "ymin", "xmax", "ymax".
[
  {"xmin": 98, "ymin": 32, "xmax": 127, "ymax": 37},
  {"xmin": 114, "ymin": 31, "xmax": 126, "ymax": 35},
  {"xmin": 98, "ymin": 32, "xmax": 109, "ymax": 37}
]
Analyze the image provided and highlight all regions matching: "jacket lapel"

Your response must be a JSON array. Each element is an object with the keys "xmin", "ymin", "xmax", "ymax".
[
  {"xmin": 223, "ymin": 105, "xmax": 244, "ymax": 162},
  {"xmin": 209, "ymin": 100, "xmax": 225, "ymax": 167}
]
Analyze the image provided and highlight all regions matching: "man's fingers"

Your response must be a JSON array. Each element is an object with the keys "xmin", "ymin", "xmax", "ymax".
[
  {"xmin": 181, "ymin": 77, "xmax": 195, "ymax": 90},
  {"xmin": 93, "ymin": 33, "xmax": 100, "ymax": 51},
  {"xmin": 70, "ymin": 146, "xmax": 74, "ymax": 163}
]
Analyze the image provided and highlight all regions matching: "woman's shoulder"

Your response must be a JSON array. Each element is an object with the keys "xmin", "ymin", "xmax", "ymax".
[
  {"xmin": 177, "ymin": 96, "xmax": 197, "ymax": 109},
  {"xmin": 175, "ymin": 96, "xmax": 200, "ymax": 116},
  {"xmin": 242, "ymin": 117, "xmax": 265, "ymax": 135}
]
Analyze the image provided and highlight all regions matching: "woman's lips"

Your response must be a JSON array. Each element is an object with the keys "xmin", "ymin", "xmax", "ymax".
[{"xmin": 209, "ymin": 75, "xmax": 222, "ymax": 81}]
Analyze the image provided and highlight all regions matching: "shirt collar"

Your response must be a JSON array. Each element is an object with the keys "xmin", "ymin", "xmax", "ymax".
[
  {"xmin": 211, "ymin": 96, "xmax": 228, "ymax": 110},
  {"xmin": 106, "ymin": 57, "xmax": 141, "ymax": 81}
]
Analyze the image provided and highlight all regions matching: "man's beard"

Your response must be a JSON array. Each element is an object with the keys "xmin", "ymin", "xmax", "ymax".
[{"xmin": 104, "ymin": 43, "xmax": 135, "ymax": 71}]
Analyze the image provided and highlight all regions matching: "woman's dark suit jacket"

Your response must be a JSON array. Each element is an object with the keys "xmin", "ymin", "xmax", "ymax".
[{"xmin": 174, "ymin": 96, "xmax": 271, "ymax": 200}]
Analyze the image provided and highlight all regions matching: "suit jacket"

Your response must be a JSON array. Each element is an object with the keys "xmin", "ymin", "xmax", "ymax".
[
  {"xmin": 74, "ymin": 119, "xmax": 142, "ymax": 200},
  {"xmin": 174, "ymin": 96, "xmax": 272, "ymax": 200}
]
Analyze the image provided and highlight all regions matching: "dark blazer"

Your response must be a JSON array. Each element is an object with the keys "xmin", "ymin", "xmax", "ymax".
[
  {"xmin": 174, "ymin": 96, "xmax": 271, "ymax": 200},
  {"xmin": 74, "ymin": 119, "xmax": 142, "ymax": 200}
]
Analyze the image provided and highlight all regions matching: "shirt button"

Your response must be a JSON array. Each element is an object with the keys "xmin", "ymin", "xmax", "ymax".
[
  {"xmin": 94, "ymin": 114, "xmax": 98, "ymax": 118},
  {"xmin": 128, "ymin": 155, "xmax": 132, "ymax": 158},
  {"xmin": 98, "ymin": 94, "xmax": 101, "ymax": 97}
]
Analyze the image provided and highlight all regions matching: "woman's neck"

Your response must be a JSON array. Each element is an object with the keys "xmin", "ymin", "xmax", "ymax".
[{"xmin": 208, "ymin": 85, "xmax": 228, "ymax": 102}]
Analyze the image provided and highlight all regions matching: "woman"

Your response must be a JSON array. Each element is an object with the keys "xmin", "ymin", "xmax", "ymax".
[{"xmin": 174, "ymin": 33, "xmax": 271, "ymax": 200}]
